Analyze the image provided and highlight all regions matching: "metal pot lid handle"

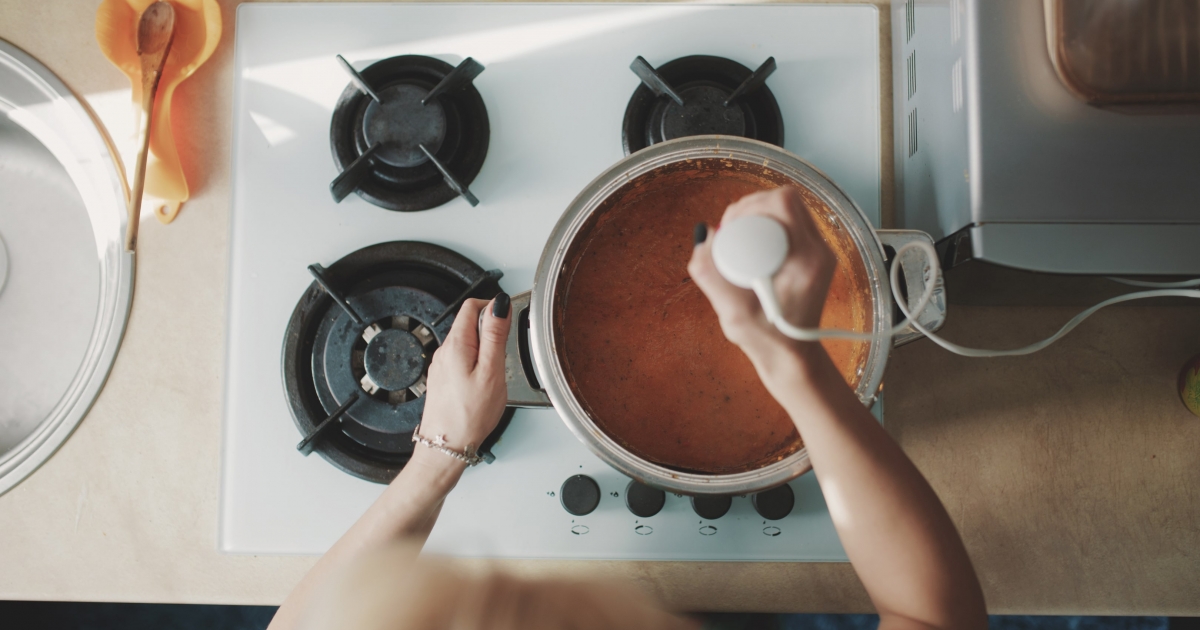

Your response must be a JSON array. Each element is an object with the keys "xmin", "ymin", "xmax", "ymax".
[{"xmin": 878, "ymin": 230, "xmax": 947, "ymax": 347}]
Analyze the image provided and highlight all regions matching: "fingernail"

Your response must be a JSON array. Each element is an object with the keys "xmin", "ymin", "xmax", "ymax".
[
  {"xmin": 693, "ymin": 223, "xmax": 708, "ymax": 246},
  {"xmin": 492, "ymin": 292, "xmax": 511, "ymax": 318}
]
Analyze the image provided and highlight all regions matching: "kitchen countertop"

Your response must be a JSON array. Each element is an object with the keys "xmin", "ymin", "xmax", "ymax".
[{"xmin": 2, "ymin": 0, "xmax": 1198, "ymax": 614}]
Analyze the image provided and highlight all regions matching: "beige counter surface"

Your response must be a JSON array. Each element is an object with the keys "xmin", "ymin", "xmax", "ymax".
[{"xmin": 2, "ymin": 0, "xmax": 1199, "ymax": 615}]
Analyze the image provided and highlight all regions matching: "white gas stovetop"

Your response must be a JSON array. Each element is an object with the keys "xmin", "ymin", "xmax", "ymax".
[{"xmin": 222, "ymin": 2, "xmax": 881, "ymax": 560}]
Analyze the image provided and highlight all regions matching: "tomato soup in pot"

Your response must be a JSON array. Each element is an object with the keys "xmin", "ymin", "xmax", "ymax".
[{"xmin": 554, "ymin": 158, "xmax": 872, "ymax": 474}]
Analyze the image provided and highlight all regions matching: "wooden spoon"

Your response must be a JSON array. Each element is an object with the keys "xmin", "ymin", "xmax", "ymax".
[{"xmin": 125, "ymin": 1, "xmax": 176, "ymax": 252}]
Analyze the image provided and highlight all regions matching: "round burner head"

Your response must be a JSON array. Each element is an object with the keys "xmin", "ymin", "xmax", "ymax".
[
  {"xmin": 363, "ymin": 327, "xmax": 425, "ymax": 391},
  {"xmin": 660, "ymin": 85, "xmax": 747, "ymax": 140},
  {"xmin": 622, "ymin": 55, "xmax": 783, "ymax": 155},
  {"xmin": 282, "ymin": 241, "xmax": 511, "ymax": 484},
  {"xmin": 330, "ymin": 55, "xmax": 490, "ymax": 212},
  {"xmin": 362, "ymin": 84, "xmax": 446, "ymax": 168},
  {"xmin": 313, "ymin": 286, "xmax": 445, "ymax": 440}
]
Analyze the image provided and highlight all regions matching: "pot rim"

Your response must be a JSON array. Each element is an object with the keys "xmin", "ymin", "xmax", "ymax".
[{"xmin": 530, "ymin": 136, "xmax": 892, "ymax": 495}]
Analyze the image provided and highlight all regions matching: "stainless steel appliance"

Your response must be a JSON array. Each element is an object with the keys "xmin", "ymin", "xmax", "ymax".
[{"xmin": 892, "ymin": 0, "xmax": 1200, "ymax": 275}]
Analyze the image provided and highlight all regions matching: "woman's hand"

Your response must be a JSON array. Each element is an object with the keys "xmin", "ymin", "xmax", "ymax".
[
  {"xmin": 690, "ymin": 188, "xmax": 988, "ymax": 630},
  {"xmin": 687, "ymin": 187, "xmax": 836, "ymax": 372},
  {"xmin": 267, "ymin": 293, "xmax": 515, "ymax": 630},
  {"xmin": 415, "ymin": 293, "xmax": 511, "ymax": 468}
]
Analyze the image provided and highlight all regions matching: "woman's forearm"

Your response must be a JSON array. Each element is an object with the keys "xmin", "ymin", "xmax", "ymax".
[
  {"xmin": 269, "ymin": 296, "xmax": 512, "ymax": 630},
  {"xmin": 267, "ymin": 452, "xmax": 465, "ymax": 630},
  {"xmin": 761, "ymin": 346, "xmax": 986, "ymax": 630},
  {"xmin": 334, "ymin": 453, "xmax": 464, "ymax": 546}
]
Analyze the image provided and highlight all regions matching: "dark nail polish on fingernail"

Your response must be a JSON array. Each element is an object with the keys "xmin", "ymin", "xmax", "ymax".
[
  {"xmin": 492, "ymin": 292, "xmax": 511, "ymax": 318},
  {"xmin": 693, "ymin": 223, "xmax": 707, "ymax": 246}
]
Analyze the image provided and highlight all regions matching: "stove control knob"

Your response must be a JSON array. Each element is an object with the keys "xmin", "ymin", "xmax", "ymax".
[
  {"xmin": 625, "ymin": 481, "xmax": 665, "ymax": 518},
  {"xmin": 690, "ymin": 494, "xmax": 732, "ymax": 520},
  {"xmin": 560, "ymin": 474, "xmax": 601, "ymax": 516},
  {"xmin": 752, "ymin": 484, "xmax": 795, "ymax": 521}
]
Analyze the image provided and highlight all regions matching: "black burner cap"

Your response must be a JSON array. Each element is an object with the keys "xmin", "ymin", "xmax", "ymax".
[
  {"xmin": 363, "ymin": 328, "xmax": 425, "ymax": 391},
  {"xmin": 363, "ymin": 84, "xmax": 447, "ymax": 168},
  {"xmin": 660, "ymin": 85, "xmax": 748, "ymax": 139}
]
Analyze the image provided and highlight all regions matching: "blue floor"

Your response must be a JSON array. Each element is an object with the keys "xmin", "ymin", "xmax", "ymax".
[{"xmin": 0, "ymin": 602, "xmax": 1189, "ymax": 630}]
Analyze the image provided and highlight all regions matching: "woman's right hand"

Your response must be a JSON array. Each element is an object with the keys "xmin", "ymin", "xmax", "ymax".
[
  {"xmin": 690, "ymin": 188, "xmax": 988, "ymax": 630},
  {"xmin": 687, "ymin": 186, "xmax": 836, "ymax": 376}
]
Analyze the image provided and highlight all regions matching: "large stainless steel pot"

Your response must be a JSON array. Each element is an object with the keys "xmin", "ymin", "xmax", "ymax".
[{"xmin": 504, "ymin": 136, "xmax": 945, "ymax": 495}]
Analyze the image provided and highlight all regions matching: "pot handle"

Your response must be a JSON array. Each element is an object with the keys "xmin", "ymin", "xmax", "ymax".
[
  {"xmin": 876, "ymin": 230, "xmax": 948, "ymax": 347},
  {"xmin": 504, "ymin": 291, "xmax": 553, "ymax": 407}
]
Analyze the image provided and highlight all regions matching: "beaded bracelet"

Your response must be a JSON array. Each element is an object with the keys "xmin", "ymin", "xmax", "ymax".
[{"xmin": 411, "ymin": 423, "xmax": 484, "ymax": 466}]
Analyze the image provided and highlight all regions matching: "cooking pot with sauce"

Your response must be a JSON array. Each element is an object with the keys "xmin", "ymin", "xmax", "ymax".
[{"xmin": 502, "ymin": 136, "xmax": 945, "ymax": 495}]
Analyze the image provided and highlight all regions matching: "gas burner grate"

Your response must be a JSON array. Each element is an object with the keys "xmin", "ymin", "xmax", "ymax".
[
  {"xmin": 622, "ymin": 55, "xmax": 783, "ymax": 155},
  {"xmin": 283, "ymin": 242, "xmax": 511, "ymax": 483},
  {"xmin": 329, "ymin": 55, "xmax": 490, "ymax": 211}
]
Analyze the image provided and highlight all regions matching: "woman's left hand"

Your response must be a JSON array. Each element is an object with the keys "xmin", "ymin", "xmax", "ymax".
[
  {"xmin": 416, "ymin": 293, "xmax": 512, "ymax": 466},
  {"xmin": 266, "ymin": 293, "xmax": 514, "ymax": 630}
]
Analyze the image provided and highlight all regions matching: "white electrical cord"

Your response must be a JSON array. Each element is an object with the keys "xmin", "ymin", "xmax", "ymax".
[
  {"xmin": 898, "ymin": 285, "xmax": 1200, "ymax": 358},
  {"xmin": 711, "ymin": 216, "xmax": 1200, "ymax": 358}
]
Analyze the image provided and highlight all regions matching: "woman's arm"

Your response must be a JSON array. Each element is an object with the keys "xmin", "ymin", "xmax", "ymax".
[
  {"xmin": 267, "ymin": 294, "xmax": 512, "ymax": 630},
  {"xmin": 689, "ymin": 188, "xmax": 987, "ymax": 630}
]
